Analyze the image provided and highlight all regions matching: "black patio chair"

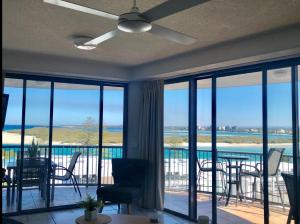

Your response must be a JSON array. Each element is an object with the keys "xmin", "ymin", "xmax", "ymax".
[
  {"xmin": 97, "ymin": 158, "xmax": 147, "ymax": 214},
  {"xmin": 281, "ymin": 173, "xmax": 298, "ymax": 224},
  {"xmin": 2, "ymin": 168, "xmax": 12, "ymax": 205},
  {"xmin": 52, "ymin": 152, "xmax": 82, "ymax": 197},
  {"xmin": 197, "ymin": 158, "xmax": 226, "ymax": 196},
  {"xmin": 240, "ymin": 148, "xmax": 285, "ymax": 208}
]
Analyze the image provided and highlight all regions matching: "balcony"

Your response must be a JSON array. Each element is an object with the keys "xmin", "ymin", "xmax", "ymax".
[{"xmin": 2, "ymin": 145, "xmax": 291, "ymax": 223}]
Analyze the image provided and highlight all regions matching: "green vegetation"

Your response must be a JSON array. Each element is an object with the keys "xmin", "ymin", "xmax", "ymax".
[
  {"xmin": 8, "ymin": 127, "xmax": 123, "ymax": 145},
  {"xmin": 164, "ymin": 135, "xmax": 292, "ymax": 146},
  {"xmin": 7, "ymin": 128, "xmax": 291, "ymax": 146}
]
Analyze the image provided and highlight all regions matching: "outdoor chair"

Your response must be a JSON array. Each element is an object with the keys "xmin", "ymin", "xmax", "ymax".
[
  {"xmin": 13, "ymin": 158, "xmax": 49, "ymax": 202},
  {"xmin": 240, "ymin": 148, "xmax": 285, "ymax": 208},
  {"xmin": 281, "ymin": 173, "xmax": 298, "ymax": 224},
  {"xmin": 52, "ymin": 152, "xmax": 82, "ymax": 197},
  {"xmin": 197, "ymin": 158, "xmax": 226, "ymax": 196},
  {"xmin": 2, "ymin": 168, "xmax": 12, "ymax": 205},
  {"xmin": 97, "ymin": 158, "xmax": 147, "ymax": 214}
]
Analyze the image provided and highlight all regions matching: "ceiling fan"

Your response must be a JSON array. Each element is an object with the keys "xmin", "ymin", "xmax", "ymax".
[{"xmin": 43, "ymin": 0, "xmax": 209, "ymax": 47}]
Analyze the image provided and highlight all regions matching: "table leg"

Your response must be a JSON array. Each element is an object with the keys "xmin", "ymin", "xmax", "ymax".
[
  {"xmin": 235, "ymin": 161, "xmax": 239, "ymax": 206},
  {"xmin": 225, "ymin": 161, "xmax": 232, "ymax": 206},
  {"xmin": 51, "ymin": 167, "xmax": 56, "ymax": 201},
  {"xmin": 6, "ymin": 169, "xmax": 11, "ymax": 206}
]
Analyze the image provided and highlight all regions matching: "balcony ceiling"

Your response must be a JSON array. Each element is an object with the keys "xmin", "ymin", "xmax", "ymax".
[{"xmin": 3, "ymin": 0, "xmax": 300, "ymax": 80}]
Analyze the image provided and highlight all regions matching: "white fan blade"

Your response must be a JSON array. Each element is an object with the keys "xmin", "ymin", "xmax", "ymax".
[
  {"xmin": 43, "ymin": 0, "xmax": 119, "ymax": 21},
  {"xmin": 84, "ymin": 30, "xmax": 120, "ymax": 45},
  {"xmin": 149, "ymin": 24, "xmax": 197, "ymax": 45}
]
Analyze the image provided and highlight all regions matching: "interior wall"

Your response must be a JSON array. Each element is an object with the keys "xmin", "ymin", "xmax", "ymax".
[
  {"xmin": 127, "ymin": 81, "xmax": 143, "ymax": 158},
  {"xmin": 2, "ymin": 49, "xmax": 130, "ymax": 81}
]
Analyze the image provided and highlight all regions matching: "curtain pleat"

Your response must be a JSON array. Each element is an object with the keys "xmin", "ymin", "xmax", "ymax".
[{"xmin": 137, "ymin": 80, "xmax": 164, "ymax": 210}]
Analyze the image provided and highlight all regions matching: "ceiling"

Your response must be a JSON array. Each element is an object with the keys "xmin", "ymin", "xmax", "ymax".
[{"xmin": 3, "ymin": 0, "xmax": 300, "ymax": 70}]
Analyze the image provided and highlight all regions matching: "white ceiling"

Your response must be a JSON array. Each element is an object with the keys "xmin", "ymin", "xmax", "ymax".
[{"xmin": 3, "ymin": 0, "xmax": 300, "ymax": 81}]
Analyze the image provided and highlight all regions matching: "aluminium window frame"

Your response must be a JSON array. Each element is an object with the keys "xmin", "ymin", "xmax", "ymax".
[
  {"xmin": 163, "ymin": 57, "xmax": 300, "ymax": 224},
  {"xmin": 3, "ymin": 71, "xmax": 128, "ymax": 215}
]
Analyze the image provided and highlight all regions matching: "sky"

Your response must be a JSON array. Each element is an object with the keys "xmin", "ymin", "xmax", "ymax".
[
  {"xmin": 4, "ymin": 85, "xmax": 124, "ymax": 126},
  {"xmin": 164, "ymin": 82, "xmax": 292, "ymax": 128},
  {"xmin": 4, "ymin": 79, "xmax": 293, "ymax": 129}
]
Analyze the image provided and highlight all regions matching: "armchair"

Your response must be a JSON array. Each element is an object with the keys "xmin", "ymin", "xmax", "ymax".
[{"xmin": 97, "ymin": 158, "xmax": 147, "ymax": 214}]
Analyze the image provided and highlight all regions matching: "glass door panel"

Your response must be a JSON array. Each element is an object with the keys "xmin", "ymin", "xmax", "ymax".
[
  {"xmin": 267, "ymin": 67, "xmax": 292, "ymax": 223},
  {"xmin": 21, "ymin": 80, "xmax": 51, "ymax": 210},
  {"xmin": 102, "ymin": 86, "xmax": 124, "ymax": 185},
  {"xmin": 52, "ymin": 83, "xmax": 100, "ymax": 206},
  {"xmin": 216, "ymin": 72, "xmax": 263, "ymax": 223},
  {"xmin": 164, "ymin": 82, "xmax": 189, "ymax": 215},
  {"xmin": 2, "ymin": 78, "xmax": 23, "ymax": 213},
  {"xmin": 197, "ymin": 78, "xmax": 212, "ymax": 220}
]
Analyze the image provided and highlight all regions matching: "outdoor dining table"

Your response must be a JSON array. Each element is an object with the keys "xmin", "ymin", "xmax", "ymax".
[
  {"xmin": 6, "ymin": 158, "xmax": 57, "ymax": 205},
  {"xmin": 218, "ymin": 155, "xmax": 249, "ymax": 206}
]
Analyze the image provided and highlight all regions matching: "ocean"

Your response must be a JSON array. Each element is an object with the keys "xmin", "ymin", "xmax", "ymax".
[{"xmin": 2, "ymin": 125, "xmax": 293, "ymax": 156}]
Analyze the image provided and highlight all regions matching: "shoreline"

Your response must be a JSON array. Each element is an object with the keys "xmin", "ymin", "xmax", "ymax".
[{"xmin": 3, "ymin": 131, "xmax": 292, "ymax": 147}]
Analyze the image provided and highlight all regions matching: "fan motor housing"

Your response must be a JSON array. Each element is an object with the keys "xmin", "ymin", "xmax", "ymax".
[{"xmin": 118, "ymin": 12, "xmax": 152, "ymax": 33}]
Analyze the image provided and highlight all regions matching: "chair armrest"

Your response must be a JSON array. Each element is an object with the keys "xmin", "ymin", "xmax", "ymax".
[
  {"xmin": 199, "ymin": 160, "xmax": 225, "ymax": 171},
  {"xmin": 240, "ymin": 163, "xmax": 261, "ymax": 174},
  {"xmin": 52, "ymin": 166, "xmax": 73, "ymax": 175}
]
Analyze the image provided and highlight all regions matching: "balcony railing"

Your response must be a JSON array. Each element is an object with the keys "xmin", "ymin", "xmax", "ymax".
[
  {"xmin": 2, "ymin": 145, "xmax": 123, "ymax": 186},
  {"xmin": 2, "ymin": 145, "xmax": 293, "ymax": 206},
  {"xmin": 164, "ymin": 147, "xmax": 293, "ymax": 206}
]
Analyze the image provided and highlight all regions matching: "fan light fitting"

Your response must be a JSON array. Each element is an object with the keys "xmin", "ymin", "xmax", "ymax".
[
  {"xmin": 117, "ymin": 6, "xmax": 152, "ymax": 33},
  {"xmin": 73, "ymin": 36, "xmax": 97, "ymax": 50}
]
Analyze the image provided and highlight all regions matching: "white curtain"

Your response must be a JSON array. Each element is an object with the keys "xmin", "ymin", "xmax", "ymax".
[{"xmin": 137, "ymin": 80, "xmax": 164, "ymax": 210}]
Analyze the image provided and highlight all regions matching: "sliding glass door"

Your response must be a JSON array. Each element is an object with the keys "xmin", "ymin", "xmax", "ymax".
[
  {"xmin": 267, "ymin": 68, "xmax": 292, "ymax": 223},
  {"xmin": 22, "ymin": 80, "xmax": 51, "ymax": 210},
  {"xmin": 216, "ymin": 72, "xmax": 263, "ymax": 223},
  {"xmin": 2, "ymin": 79, "xmax": 23, "ymax": 213},
  {"xmin": 164, "ymin": 82, "xmax": 189, "ymax": 216},
  {"xmin": 196, "ymin": 78, "xmax": 213, "ymax": 220},
  {"xmin": 51, "ymin": 82, "xmax": 100, "ymax": 207},
  {"xmin": 102, "ymin": 86, "xmax": 124, "ymax": 185}
]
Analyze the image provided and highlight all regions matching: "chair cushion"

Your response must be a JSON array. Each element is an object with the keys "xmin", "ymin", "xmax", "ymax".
[{"xmin": 97, "ymin": 186, "xmax": 142, "ymax": 203}]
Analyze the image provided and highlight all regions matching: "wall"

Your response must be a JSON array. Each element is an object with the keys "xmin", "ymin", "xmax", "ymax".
[{"xmin": 126, "ymin": 81, "xmax": 143, "ymax": 158}]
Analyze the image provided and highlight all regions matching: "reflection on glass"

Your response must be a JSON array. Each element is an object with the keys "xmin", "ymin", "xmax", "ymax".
[
  {"xmin": 197, "ymin": 79, "xmax": 212, "ymax": 220},
  {"xmin": 217, "ymin": 72, "xmax": 263, "ymax": 224},
  {"xmin": 52, "ymin": 83, "xmax": 100, "ymax": 207},
  {"xmin": 102, "ymin": 86, "xmax": 124, "ymax": 185},
  {"xmin": 164, "ymin": 82, "xmax": 189, "ymax": 215},
  {"xmin": 2, "ymin": 78, "xmax": 23, "ymax": 213},
  {"xmin": 268, "ymin": 67, "xmax": 292, "ymax": 223}
]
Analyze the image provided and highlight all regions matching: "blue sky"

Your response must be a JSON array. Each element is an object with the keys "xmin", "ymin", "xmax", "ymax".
[
  {"xmin": 4, "ymin": 81, "xmax": 292, "ymax": 128},
  {"xmin": 4, "ymin": 86, "xmax": 124, "ymax": 126},
  {"xmin": 164, "ymin": 82, "xmax": 292, "ymax": 128}
]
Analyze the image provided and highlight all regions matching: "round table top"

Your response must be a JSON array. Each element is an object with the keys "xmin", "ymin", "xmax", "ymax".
[
  {"xmin": 75, "ymin": 214, "xmax": 112, "ymax": 224},
  {"xmin": 75, "ymin": 214, "xmax": 152, "ymax": 224}
]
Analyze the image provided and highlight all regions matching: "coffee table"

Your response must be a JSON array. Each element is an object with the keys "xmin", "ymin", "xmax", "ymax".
[
  {"xmin": 110, "ymin": 214, "xmax": 152, "ymax": 224},
  {"xmin": 75, "ymin": 214, "xmax": 112, "ymax": 224},
  {"xmin": 75, "ymin": 214, "xmax": 152, "ymax": 224}
]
